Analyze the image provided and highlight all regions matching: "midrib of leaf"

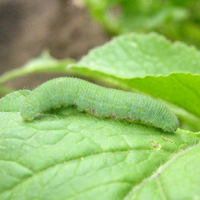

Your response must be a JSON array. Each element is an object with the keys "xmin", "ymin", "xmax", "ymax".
[{"xmin": 123, "ymin": 141, "xmax": 200, "ymax": 199}]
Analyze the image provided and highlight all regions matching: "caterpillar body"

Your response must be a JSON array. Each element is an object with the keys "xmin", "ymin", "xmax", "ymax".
[{"xmin": 21, "ymin": 78, "xmax": 179, "ymax": 132}]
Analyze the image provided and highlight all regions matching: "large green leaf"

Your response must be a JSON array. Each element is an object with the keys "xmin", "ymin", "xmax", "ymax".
[
  {"xmin": 67, "ymin": 33, "xmax": 200, "ymax": 129},
  {"xmin": 0, "ymin": 91, "xmax": 199, "ymax": 200}
]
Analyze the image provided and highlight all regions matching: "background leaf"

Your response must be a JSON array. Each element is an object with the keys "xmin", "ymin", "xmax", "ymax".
[
  {"xmin": 69, "ymin": 33, "xmax": 200, "ymax": 76},
  {"xmin": 67, "ymin": 33, "xmax": 200, "ymax": 130},
  {"xmin": 0, "ymin": 51, "xmax": 74, "ymax": 85}
]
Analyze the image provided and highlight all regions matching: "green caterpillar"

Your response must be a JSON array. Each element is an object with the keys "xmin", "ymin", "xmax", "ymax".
[{"xmin": 21, "ymin": 77, "xmax": 179, "ymax": 132}]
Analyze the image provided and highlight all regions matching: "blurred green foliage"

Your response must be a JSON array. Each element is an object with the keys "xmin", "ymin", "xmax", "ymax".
[{"xmin": 84, "ymin": 0, "xmax": 200, "ymax": 47}]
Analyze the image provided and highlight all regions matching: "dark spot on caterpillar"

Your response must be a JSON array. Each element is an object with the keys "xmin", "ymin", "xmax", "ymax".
[
  {"xmin": 86, "ymin": 108, "xmax": 97, "ymax": 115},
  {"xmin": 125, "ymin": 116, "xmax": 134, "ymax": 120},
  {"xmin": 108, "ymin": 113, "xmax": 118, "ymax": 118}
]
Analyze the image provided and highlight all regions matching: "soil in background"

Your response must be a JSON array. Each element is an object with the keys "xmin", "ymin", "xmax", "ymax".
[{"xmin": 0, "ymin": 0, "xmax": 110, "ymax": 90}]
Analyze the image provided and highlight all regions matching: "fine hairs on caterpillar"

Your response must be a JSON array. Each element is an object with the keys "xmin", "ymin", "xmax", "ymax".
[{"xmin": 21, "ymin": 78, "xmax": 179, "ymax": 132}]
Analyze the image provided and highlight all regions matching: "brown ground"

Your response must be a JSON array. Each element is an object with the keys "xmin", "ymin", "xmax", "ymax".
[{"xmin": 0, "ymin": 0, "xmax": 110, "ymax": 90}]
